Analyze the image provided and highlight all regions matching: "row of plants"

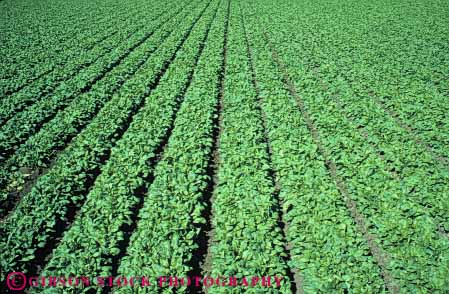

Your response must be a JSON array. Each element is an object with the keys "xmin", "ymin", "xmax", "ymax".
[
  {"xmin": 0, "ymin": 0, "xmax": 191, "ymax": 214},
  {"xmin": 206, "ymin": 2, "xmax": 291, "ymax": 293},
  {"xmin": 37, "ymin": 1, "xmax": 220, "ymax": 292},
  {"xmin": 116, "ymin": 1, "xmax": 228, "ymax": 292},
  {"xmin": 0, "ymin": 0, "xmax": 142, "ymax": 96},
  {"xmin": 241, "ymin": 3, "xmax": 387, "ymax": 293},
  {"xmin": 254, "ymin": 1, "xmax": 449, "ymax": 290},
  {"xmin": 0, "ymin": 0, "xmax": 209, "ymax": 279},
  {"xmin": 0, "ymin": 0, "xmax": 166, "ymax": 125}
]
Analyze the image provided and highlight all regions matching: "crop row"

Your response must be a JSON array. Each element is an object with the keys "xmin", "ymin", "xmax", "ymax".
[
  {"xmin": 116, "ymin": 1, "xmax": 228, "ymax": 292},
  {"xmin": 253, "ymin": 0, "xmax": 449, "ymax": 291},
  {"xmin": 37, "ymin": 1, "xmax": 219, "ymax": 292},
  {"xmin": 0, "ymin": 0, "xmax": 191, "ymax": 217},
  {"xmin": 206, "ymin": 2, "xmax": 291, "ymax": 293},
  {"xmin": 240, "ymin": 3, "xmax": 388, "ymax": 293},
  {"xmin": 0, "ymin": 0, "xmax": 207, "ymax": 279},
  {"xmin": 0, "ymin": 0, "xmax": 165, "ymax": 125}
]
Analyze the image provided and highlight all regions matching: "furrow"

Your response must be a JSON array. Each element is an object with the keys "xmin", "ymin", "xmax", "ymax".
[
  {"xmin": 205, "ymin": 2, "xmax": 293, "ymax": 293},
  {"xmin": 240, "ymin": 7, "xmax": 301, "ymax": 294},
  {"xmin": 201, "ymin": 2, "xmax": 230, "ymax": 293}
]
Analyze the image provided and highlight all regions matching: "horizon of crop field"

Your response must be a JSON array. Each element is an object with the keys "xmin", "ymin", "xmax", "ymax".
[{"xmin": 1, "ymin": 0, "xmax": 449, "ymax": 292}]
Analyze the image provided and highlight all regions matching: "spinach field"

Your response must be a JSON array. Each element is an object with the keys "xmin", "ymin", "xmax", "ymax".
[{"xmin": 1, "ymin": 0, "xmax": 448, "ymax": 292}]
